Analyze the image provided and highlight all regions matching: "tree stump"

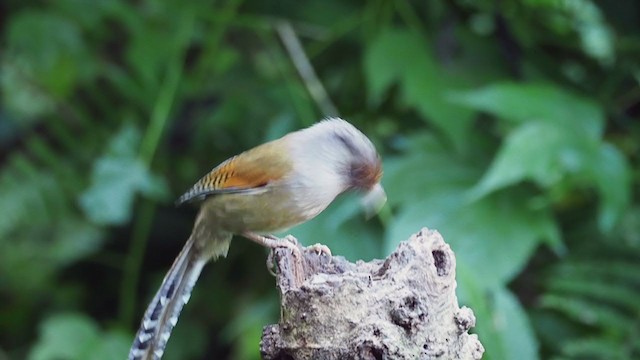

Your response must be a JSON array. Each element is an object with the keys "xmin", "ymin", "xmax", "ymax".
[{"xmin": 260, "ymin": 228, "xmax": 484, "ymax": 360}]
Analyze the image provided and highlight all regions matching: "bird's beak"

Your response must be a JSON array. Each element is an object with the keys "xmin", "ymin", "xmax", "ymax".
[{"xmin": 362, "ymin": 183, "xmax": 387, "ymax": 218}]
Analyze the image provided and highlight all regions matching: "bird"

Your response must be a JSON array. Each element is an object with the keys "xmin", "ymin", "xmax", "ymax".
[{"xmin": 128, "ymin": 117, "xmax": 386, "ymax": 360}]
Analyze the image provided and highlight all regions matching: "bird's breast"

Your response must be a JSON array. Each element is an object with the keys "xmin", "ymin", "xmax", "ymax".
[{"xmin": 199, "ymin": 182, "xmax": 331, "ymax": 234}]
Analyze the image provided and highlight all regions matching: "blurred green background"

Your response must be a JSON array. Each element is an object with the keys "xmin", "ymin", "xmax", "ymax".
[{"xmin": 1, "ymin": 0, "xmax": 639, "ymax": 359}]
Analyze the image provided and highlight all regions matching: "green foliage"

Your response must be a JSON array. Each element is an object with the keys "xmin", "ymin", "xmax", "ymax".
[
  {"xmin": 534, "ymin": 232, "xmax": 640, "ymax": 359},
  {"xmin": 365, "ymin": 29, "xmax": 474, "ymax": 151},
  {"xmin": 467, "ymin": 285, "xmax": 539, "ymax": 360},
  {"xmin": 450, "ymin": 83, "xmax": 604, "ymax": 136},
  {"xmin": 80, "ymin": 124, "xmax": 168, "ymax": 225},
  {"xmin": 29, "ymin": 313, "xmax": 130, "ymax": 360},
  {"xmin": 453, "ymin": 83, "xmax": 630, "ymax": 232},
  {"xmin": 2, "ymin": 10, "xmax": 95, "ymax": 118},
  {"xmin": 383, "ymin": 134, "xmax": 557, "ymax": 359},
  {"xmin": 0, "ymin": 134, "xmax": 104, "ymax": 296},
  {"xmin": 1, "ymin": 0, "xmax": 638, "ymax": 359}
]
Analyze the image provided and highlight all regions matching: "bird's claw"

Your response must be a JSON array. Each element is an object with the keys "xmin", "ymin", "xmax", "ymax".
[
  {"xmin": 266, "ymin": 235, "xmax": 302, "ymax": 277},
  {"xmin": 283, "ymin": 235, "xmax": 299, "ymax": 246},
  {"xmin": 266, "ymin": 251, "xmax": 277, "ymax": 277},
  {"xmin": 308, "ymin": 243, "xmax": 332, "ymax": 257}
]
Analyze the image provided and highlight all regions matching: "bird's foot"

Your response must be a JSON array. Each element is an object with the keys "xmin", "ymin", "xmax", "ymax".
[
  {"xmin": 243, "ymin": 232, "xmax": 304, "ymax": 284},
  {"xmin": 308, "ymin": 243, "xmax": 332, "ymax": 257},
  {"xmin": 282, "ymin": 234, "xmax": 299, "ymax": 246},
  {"xmin": 242, "ymin": 232, "xmax": 300, "ymax": 252}
]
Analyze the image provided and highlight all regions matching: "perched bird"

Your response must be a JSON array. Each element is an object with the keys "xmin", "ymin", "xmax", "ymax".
[{"xmin": 128, "ymin": 118, "xmax": 386, "ymax": 360}]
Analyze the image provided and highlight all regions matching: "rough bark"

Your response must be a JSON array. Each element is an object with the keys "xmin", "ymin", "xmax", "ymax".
[{"xmin": 260, "ymin": 228, "xmax": 484, "ymax": 360}]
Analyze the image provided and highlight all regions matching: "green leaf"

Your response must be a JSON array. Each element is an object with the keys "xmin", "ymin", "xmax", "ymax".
[
  {"xmin": 0, "ymin": 155, "xmax": 105, "ymax": 292},
  {"xmin": 552, "ymin": 260, "xmax": 640, "ymax": 287},
  {"xmin": 382, "ymin": 133, "xmax": 482, "ymax": 208},
  {"xmin": 222, "ymin": 297, "xmax": 278, "ymax": 360},
  {"xmin": 80, "ymin": 124, "xmax": 168, "ymax": 225},
  {"xmin": 469, "ymin": 121, "xmax": 596, "ymax": 199},
  {"xmin": 385, "ymin": 132, "xmax": 561, "ymax": 285},
  {"xmin": 450, "ymin": 82, "xmax": 604, "ymax": 139},
  {"xmin": 531, "ymin": 0, "xmax": 615, "ymax": 65},
  {"xmin": 0, "ymin": 60, "xmax": 56, "ymax": 120},
  {"xmin": 562, "ymin": 338, "xmax": 627, "ymax": 359},
  {"xmin": 546, "ymin": 277, "xmax": 640, "ymax": 314},
  {"xmin": 457, "ymin": 278, "xmax": 539, "ymax": 360},
  {"xmin": 587, "ymin": 143, "xmax": 631, "ymax": 232},
  {"xmin": 540, "ymin": 294, "xmax": 631, "ymax": 331},
  {"xmin": 491, "ymin": 287, "xmax": 540, "ymax": 360},
  {"xmin": 29, "ymin": 313, "xmax": 99, "ymax": 360},
  {"xmin": 388, "ymin": 189, "xmax": 560, "ymax": 289},
  {"xmin": 364, "ymin": 29, "xmax": 474, "ymax": 151},
  {"xmin": 90, "ymin": 331, "xmax": 131, "ymax": 360},
  {"xmin": 288, "ymin": 193, "xmax": 383, "ymax": 261},
  {"xmin": 49, "ymin": 219, "xmax": 103, "ymax": 265},
  {"xmin": 0, "ymin": 218, "xmax": 104, "ymax": 295},
  {"xmin": 29, "ymin": 313, "xmax": 130, "ymax": 360},
  {"xmin": 3, "ymin": 10, "xmax": 96, "ymax": 103},
  {"xmin": 123, "ymin": 1, "xmax": 196, "ymax": 91},
  {"xmin": 530, "ymin": 309, "xmax": 582, "ymax": 356},
  {"xmin": 469, "ymin": 119, "xmax": 629, "ymax": 231}
]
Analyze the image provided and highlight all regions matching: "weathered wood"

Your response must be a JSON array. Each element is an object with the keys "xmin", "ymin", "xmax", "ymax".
[{"xmin": 260, "ymin": 228, "xmax": 484, "ymax": 360}]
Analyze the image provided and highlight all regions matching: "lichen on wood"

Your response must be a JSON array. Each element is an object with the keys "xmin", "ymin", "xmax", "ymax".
[{"xmin": 260, "ymin": 228, "xmax": 484, "ymax": 360}]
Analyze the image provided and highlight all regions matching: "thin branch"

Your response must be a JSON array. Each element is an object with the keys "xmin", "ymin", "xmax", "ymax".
[{"xmin": 275, "ymin": 21, "xmax": 340, "ymax": 118}]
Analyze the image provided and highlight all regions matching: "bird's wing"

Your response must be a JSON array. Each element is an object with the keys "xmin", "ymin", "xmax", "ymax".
[{"xmin": 176, "ymin": 141, "xmax": 292, "ymax": 205}]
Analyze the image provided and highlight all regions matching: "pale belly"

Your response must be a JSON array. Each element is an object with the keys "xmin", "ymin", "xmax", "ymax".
[{"xmin": 199, "ymin": 186, "xmax": 329, "ymax": 234}]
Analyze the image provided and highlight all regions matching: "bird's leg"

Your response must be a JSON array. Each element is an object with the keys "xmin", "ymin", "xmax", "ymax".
[
  {"xmin": 242, "ymin": 232, "xmax": 305, "ymax": 285},
  {"xmin": 242, "ymin": 232, "xmax": 301, "ymax": 253}
]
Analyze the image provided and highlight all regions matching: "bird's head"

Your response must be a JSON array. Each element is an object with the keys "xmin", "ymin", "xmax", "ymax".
[{"xmin": 298, "ymin": 118, "xmax": 386, "ymax": 216}]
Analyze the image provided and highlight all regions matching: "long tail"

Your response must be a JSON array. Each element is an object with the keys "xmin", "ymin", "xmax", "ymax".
[{"xmin": 128, "ymin": 236, "xmax": 206, "ymax": 360}]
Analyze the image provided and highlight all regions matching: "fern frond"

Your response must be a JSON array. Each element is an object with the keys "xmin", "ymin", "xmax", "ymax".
[
  {"xmin": 540, "ymin": 294, "xmax": 631, "ymax": 332},
  {"xmin": 546, "ymin": 277, "xmax": 640, "ymax": 314}
]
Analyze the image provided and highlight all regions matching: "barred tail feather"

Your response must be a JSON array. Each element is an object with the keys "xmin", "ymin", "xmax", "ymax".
[{"xmin": 128, "ymin": 237, "xmax": 206, "ymax": 360}]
